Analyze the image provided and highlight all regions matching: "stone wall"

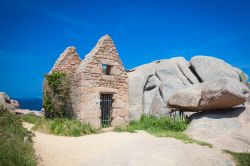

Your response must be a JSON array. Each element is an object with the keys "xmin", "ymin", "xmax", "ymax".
[
  {"xmin": 50, "ymin": 46, "xmax": 81, "ymax": 74},
  {"xmin": 45, "ymin": 46, "xmax": 81, "ymax": 118},
  {"xmin": 72, "ymin": 35, "xmax": 129, "ymax": 128},
  {"xmin": 47, "ymin": 35, "xmax": 129, "ymax": 128}
]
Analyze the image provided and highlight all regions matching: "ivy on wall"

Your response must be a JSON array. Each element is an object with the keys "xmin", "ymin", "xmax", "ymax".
[{"xmin": 43, "ymin": 72, "xmax": 72, "ymax": 118}]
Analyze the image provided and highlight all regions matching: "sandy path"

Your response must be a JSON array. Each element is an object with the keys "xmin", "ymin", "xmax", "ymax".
[{"xmin": 23, "ymin": 123, "xmax": 234, "ymax": 166}]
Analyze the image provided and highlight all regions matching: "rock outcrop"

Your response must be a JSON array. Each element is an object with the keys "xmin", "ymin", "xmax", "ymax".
[
  {"xmin": 0, "ymin": 92, "xmax": 43, "ymax": 117},
  {"xmin": 128, "ymin": 55, "xmax": 249, "ymax": 120},
  {"xmin": 128, "ymin": 62, "xmax": 157, "ymax": 120},
  {"xmin": 186, "ymin": 105, "xmax": 250, "ymax": 152},
  {"xmin": 11, "ymin": 99, "xmax": 20, "ymax": 108},
  {"xmin": 190, "ymin": 56, "xmax": 245, "ymax": 82},
  {"xmin": 0, "ymin": 92, "xmax": 15, "ymax": 111},
  {"xmin": 128, "ymin": 57, "xmax": 199, "ymax": 120},
  {"xmin": 168, "ymin": 78, "xmax": 249, "ymax": 111}
]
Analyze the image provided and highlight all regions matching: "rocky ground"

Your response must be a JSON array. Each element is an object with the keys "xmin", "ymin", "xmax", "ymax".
[{"xmin": 23, "ymin": 125, "xmax": 233, "ymax": 166}]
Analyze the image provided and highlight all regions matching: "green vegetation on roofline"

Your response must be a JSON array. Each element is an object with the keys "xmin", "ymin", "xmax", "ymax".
[
  {"xmin": 224, "ymin": 150, "xmax": 250, "ymax": 166},
  {"xmin": 21, "ymin": 114, "xmax": 98, "ymax": 137},
  {"xmin": 0, "ymin": 111, "xmax": 36, "ymax": 166},
  {"xmin": 114, "ymin": 114, "xmax": 212, "ymax": 148}
]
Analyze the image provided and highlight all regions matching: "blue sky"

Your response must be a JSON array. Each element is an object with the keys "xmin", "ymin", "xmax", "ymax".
[{"xmin": 0, "ymin": 0, "xmax": 250, "ymax": 98}]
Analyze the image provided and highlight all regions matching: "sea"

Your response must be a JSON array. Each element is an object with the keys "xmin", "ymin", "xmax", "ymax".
[{"xmin": 17, "ymin": 98, "xmax": 42, "ymax": 111}]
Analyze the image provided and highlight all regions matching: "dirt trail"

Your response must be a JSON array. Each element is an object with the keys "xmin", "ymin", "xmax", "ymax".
[{"xmin": 23, "ymin": 123, "xmax": 234, "ymax": 166}]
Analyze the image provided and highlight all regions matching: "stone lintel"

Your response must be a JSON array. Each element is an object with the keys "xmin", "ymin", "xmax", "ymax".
[
  {"xmin": 96, "ymin": 87, "xmax": 118, "ymax": 95},
  {"xmin": 100, "ymin": 59, "xmax": 117, "ymax": 65}
]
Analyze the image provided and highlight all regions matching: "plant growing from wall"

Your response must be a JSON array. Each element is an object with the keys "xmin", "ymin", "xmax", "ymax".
[{"xmin": 43, "ymin": 72, "xmax": 72, "ymax": 118}]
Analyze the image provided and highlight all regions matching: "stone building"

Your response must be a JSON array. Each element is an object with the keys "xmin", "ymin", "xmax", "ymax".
[{"xmin": 48, "ymin": 35, "xmax": 129, "ymax": 128}]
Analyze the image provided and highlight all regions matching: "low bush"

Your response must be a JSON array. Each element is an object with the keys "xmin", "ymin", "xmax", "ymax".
[
  {"xmin": 115, "ymin": 114, "xmax": 188, "ymax": 133},
  {"xmin": 22, "ymin": 115, "xmax": 97, "ymax": 137},
  {"xmin": 115, "ymin": 114, "xmax": 212, "ymax": 147},
  {"xmin": 43, "ymin": 72, "xmax": 72, "ymax": 119},
  {"xmin": 0, "ymin": 111, "xmax": 36, "ymax": 166},
  {"xmin": 21, "ymin": 114, "xmax": 40, "ymax": 124}
]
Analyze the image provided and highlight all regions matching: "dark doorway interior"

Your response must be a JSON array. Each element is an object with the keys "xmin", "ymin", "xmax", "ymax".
[{"xmin": 100, "ymin": 94, "xmax": 113, "ymax": 127}]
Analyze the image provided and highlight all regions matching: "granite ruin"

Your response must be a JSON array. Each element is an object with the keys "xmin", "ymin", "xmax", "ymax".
[{"xmin": 48, "ymin": 35, "xmax": 129, "ymax": 128}]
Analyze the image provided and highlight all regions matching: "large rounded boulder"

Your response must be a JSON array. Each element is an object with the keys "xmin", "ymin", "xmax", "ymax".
[
  {"xmin": 128, "ymin": 62, "xmax": 157, "ymax": 120},
  {"xmin": 190, "ymin": 56, "xmax": 245, "ymax": 82},
  {"xmin": 128, "ymin": 57, "xmax": 199, "ymax": 120},
  {"xmin": 168, "ymin": 78, "xmax": 249, "ymax": 111},
  {"xmin": 128, "ymin": 55, "xmax": 249, "ymax": 120}
]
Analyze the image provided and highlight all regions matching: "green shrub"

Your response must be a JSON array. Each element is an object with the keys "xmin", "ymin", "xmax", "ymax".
[
  {"xmin": 43, "ymin": 72, "xmax": 72, "ymax": 119},
  {"xmin": 115, "ymin": 114, "xmax": 212, "ymax": 147},
  {"xmin": 0, "ymin": 111, "xmax": 36, "ymax": 166},
  {"xmin": 116, "ymin": 115, "xmax": 188, "ymax": 132},
  {"xmin": 24, "ymin": 116, "xmax": 97, "ymax": 137},
  {"xmin": 21, "ymin": 114, "xmax": 40, "ymax": 124},
  {"xmin": 224, "ymin": 150, "xmax": 250, "ymax": 166},
  {"xmin": 115, "ymin": 115, "xmax": 188, "ymax": 133}
]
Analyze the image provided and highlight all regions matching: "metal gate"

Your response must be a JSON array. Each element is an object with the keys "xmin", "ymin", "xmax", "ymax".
[{"xmin": 100, "ymin": 94, "xmax": 113, "ymax": 127}]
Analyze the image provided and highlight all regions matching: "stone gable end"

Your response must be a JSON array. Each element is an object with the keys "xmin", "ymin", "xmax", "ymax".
[
  {"xmin": 50, "ymin": 35, "xmax": 129, "ymax": 128},
  {"xmin": 50, "ymin": 46, "xmax": 81, "ymax": 74}
]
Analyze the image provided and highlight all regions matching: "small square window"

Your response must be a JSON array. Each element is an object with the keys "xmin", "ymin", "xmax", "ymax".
[{"xmin": 102, "ymin": 64, "xmax": 112, "ymax": 75}]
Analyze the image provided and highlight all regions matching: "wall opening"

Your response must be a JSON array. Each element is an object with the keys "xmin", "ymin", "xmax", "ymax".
[
  {"xmin": 102, "ymin": 64, "xmax": 112, "ymax": 75},
  {"xmin": 100, "ymin": 94, "xmax": 113, "ymax": 127}
]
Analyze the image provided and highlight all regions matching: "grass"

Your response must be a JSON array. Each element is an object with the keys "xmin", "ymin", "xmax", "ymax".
[
  {"xmin": 22, "ymin": 114, "xmax": 212, "ymax": 147},
  {"xmin": 21, "ymin": 114, "xmax": 40, "ymax": 124},
  {"xmin": 115, "ymin": 115, "xmax": 212, "ymax": 148},
  {"xmin": 0, "ymin": 111, "xmax": 36, "ymax": 166},
  {"xmin": 21, "ymin": 114, "xmax": 98, "ymax": 137},
  {"xmin": 224, "ymin": 150, "xmax": 250, "ymax": 166}
]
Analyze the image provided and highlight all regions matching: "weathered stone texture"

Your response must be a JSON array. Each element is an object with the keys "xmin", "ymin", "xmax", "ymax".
[
  {"xmin": 47, "ymin": 35, "xmax": 128, "ymax": 128},
  {"xmin": 49, "ymin": 47, "xmax": 82, "ymax": 115},
  {"xmin": 128, "ymin": 56, "xmax": 249, "ymax": 120},
  {"xmin": 0, "ymin": 92, "xmax": 15, "ymax": 111},
  {"xmin": 190, "ymin": 56, "xmax": 240, "ymax": 82},
  {"xmin": 72, "ymin": 35, "xmax": 129, "ymax": 128},
  {"xmin": 168, "ymin": 78, "xmax": 249, "ymax": 111},
  {"xmin": 128, "ymin": 57, "xmax": 198, "ymax": 120},
  {"xmin": 50, "ymin": 46, "xmax": 81, "ymax": 74}
]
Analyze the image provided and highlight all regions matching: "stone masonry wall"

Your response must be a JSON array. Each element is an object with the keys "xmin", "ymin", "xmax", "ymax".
[
  {"xmin": 48, "ymin": 46, "xmax": 81, "ymax": 118},
  {"xmin": 50, "ymin": 46, "xmax": 81, "ymax": 74},
  {"xmin": 73, "ymin": 35, "xmax": 129, "ymax": 128},
  {"xmin": 47, "ymin": 35, "xmax": 129, "ymax": 128}
]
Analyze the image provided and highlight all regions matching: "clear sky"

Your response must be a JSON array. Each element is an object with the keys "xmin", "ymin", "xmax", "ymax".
[{"xmin": 0, "ymin": 0, "xmax": 250, "ymax": 98}]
